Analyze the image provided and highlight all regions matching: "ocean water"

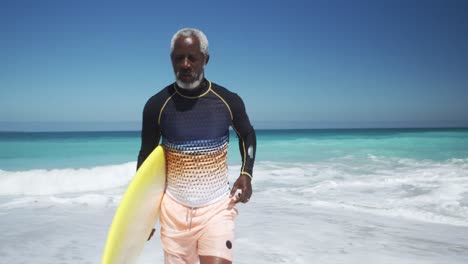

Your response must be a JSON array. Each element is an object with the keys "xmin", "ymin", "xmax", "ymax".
[{"xmin": 1, "ymin": 128, "xmax": 468, "ymax": 263}]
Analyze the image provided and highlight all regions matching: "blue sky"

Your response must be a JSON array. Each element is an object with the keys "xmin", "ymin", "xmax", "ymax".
[{"xmin": 1, "ymin": 0, "xmax": 467, "ymax": 131}]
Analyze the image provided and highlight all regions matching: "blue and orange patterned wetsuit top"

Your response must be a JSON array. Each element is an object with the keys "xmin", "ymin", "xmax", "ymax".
[{"xmin": 137, "ymin": 80, "xmax": 256, "ymax": 207}]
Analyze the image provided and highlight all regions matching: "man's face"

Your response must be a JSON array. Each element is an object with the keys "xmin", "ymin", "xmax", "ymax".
[{"xmin": 171, "ymin": 36, "xmax": 207, "ymax": 88}]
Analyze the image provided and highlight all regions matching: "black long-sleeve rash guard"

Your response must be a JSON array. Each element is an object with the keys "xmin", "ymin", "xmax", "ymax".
[{"xmin": 137, "ymin": 80, "xmax": 256, "ymax": 207}]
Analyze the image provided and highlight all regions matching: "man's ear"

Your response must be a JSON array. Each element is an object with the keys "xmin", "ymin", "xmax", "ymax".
[{"xmin": 205, "ymin": 54, "xmax": 210, "ymax": 65}]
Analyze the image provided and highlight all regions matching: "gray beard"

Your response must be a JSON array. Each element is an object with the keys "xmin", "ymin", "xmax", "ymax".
[{"xmin": 176, "ymin": 72, "xmax": 204, "ymax": 90}]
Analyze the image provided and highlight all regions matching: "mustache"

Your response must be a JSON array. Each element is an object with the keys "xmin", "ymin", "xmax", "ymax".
[{"xmin": 176, "ymin": 71, "xmax": 197, "ymax": 78}]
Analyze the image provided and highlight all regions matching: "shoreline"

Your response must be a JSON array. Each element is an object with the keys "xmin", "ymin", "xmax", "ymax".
[{"xmin": 1, "ymin": 194, "xmax": 467, "ymax": 264}]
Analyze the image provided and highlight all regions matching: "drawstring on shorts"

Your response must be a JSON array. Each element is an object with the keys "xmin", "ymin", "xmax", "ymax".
[{"xmin": 186, "ymin": 207, "xmax": 197, "ymax": 230}]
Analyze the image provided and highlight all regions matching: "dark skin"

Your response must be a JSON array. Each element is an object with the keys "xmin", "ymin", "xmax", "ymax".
[
  {"xmin": 160, "ymin": 35, "xmax": 253, "ymax": 264},
  {"xmin": 171, "ymin": 36, "xmax": 209, "ymax": 86}
]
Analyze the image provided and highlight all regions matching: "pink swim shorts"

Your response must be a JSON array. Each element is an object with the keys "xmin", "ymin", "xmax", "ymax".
[{"xmin": 159, "ymin": 194, "xmax": 239, "ymax": 264}]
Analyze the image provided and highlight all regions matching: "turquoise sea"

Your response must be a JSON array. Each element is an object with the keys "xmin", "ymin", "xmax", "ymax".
[
  {"xmin": 1, "ymin": 128, "xmax": 468, "ymax": 263},
  {"xmin": 1, "ymin": 128, "xmax": 468, "ymax": 171}
]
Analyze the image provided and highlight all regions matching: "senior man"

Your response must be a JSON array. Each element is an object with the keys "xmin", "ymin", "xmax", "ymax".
[{"xmin": 137, "ymin": 28, "xmax": 256, "ymax": 264}]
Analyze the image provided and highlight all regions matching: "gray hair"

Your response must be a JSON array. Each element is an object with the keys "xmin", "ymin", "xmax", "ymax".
[{"xmin": 170, "ymin": 28, "xmax": 209, "ymax": 56}]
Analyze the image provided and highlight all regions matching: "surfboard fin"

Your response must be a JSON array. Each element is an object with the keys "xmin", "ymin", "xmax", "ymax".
[{"xmin": 147, "ymin": 228, "xmax": 156, "ymax": 241}]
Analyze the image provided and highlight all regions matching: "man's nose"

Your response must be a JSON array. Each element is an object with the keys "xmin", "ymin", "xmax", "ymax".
[{"xmin": 182, "ymin": 57, "xmax": 191, "ymax": 68}]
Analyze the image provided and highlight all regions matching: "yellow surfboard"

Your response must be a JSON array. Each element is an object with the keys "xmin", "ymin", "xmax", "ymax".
[{"xmin": 102, "ymin": 146, "xmax": 166, "ymax": 264}]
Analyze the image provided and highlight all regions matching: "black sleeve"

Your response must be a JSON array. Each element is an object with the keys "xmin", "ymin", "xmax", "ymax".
[
  {"xmin": 137, "ymin": 93, "xmax": 165, "ymax": 170},
  {"xmin": 230, "ymin": 93, "xmax": 256, "ymax": 179}
]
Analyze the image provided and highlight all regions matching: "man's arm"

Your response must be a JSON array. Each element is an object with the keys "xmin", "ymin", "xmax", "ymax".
[
  {"xmin": 228, "ymin": 93, "xmax": 256, "ymax": 203},
  {"xmin": 137, "ymin": 97, "xmax": 161, "ymax": 170}
]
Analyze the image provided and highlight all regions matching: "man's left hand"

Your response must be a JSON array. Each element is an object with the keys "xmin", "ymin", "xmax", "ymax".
[{"xmin": 230, "ymin": 174, "xmax": 252, "ymax": 203}]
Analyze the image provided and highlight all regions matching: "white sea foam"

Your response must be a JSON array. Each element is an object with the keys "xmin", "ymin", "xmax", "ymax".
[
  {"xmin": 1, "ymin": 157, "xmax": 468, "ymax": 263},
  {"xmin": 1, "ymin": 156, "xmax": 468, "ymax": 228},
  {"xmin": 0, "ymin": 162, "xmax": 136, "ymax": 195},
  {"xmin": 0, "ymin": 194, "xmax": 121, "ymax": 209},
  {"xmin": 250, "ymin": 156, "xmax": 468, "ymax": 227}
]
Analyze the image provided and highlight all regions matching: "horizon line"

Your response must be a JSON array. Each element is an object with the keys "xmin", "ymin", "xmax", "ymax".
[
  {"xmin": 1, "ymin": 126, "xmax": 468, "ymax": 133},
  {"xmin": 1, "ymin": 120, "xmax": 467, "ymax": 133}
]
